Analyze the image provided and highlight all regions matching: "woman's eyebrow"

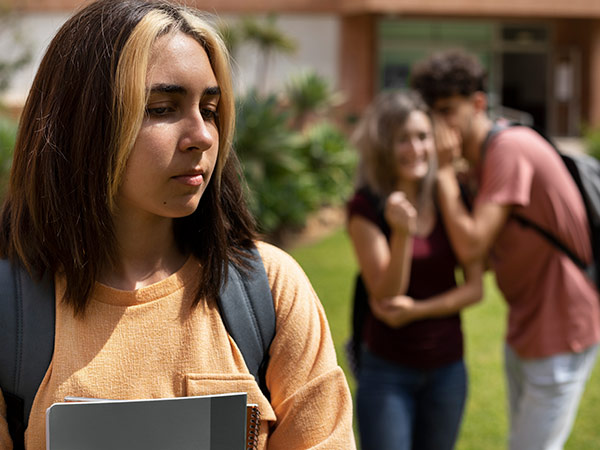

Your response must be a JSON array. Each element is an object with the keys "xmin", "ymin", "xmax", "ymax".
[
  {"xmin": 203, "ymin": 86, "xmax": 221, "ymax": 97},
  {"xmin": 146, "ymin": 84, "xmax": 220, "ymax": 97},
  {"xmin": 148, "ymin": 83, "xmax": 186, "ymax": 95}
]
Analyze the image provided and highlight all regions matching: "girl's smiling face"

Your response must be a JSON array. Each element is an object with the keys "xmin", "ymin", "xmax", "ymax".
[
  {"xmin": 116, "ymin": 31, "xmax": 220, "ymax": 221},
  {"xmin": 393, "ymin": 110, "xmax": 434, "ymax": 183}
]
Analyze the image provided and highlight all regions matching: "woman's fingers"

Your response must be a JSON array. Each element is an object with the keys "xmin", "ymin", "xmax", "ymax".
[{"xmin": 385, "ymin": 191, "xmax": 417, "ymax": 234}]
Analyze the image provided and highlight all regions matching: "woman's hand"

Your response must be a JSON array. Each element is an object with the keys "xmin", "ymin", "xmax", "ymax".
[
  {"xmin": 369, "ymin": 295, "xmax": 418, "ymax": 328},
  {"xmin": 385, "ymin": 192, "xmax": 416, "ymax": 235}
]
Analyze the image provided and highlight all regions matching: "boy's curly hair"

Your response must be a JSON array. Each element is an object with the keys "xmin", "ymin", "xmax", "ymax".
[{"xmin": 411, "ymin": 49, "xmax": 487, "ymax": 107}]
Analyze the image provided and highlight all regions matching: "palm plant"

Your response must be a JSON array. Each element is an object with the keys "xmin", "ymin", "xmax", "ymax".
[
  {"xmin": 241, "ymin": 15, "xmax": 297, "ymax": 94},
  {"xmin": 0, "ymin": 116, "xmax": 16, "ymax": 196},
  {"xmin": 0, "ymin": 5, "xmax": 31, "ymax": 93},
  {"xmin": 295, "ymin": 121, "xmax": 357, "ymax": 206},
  {"xmin": 585, "ymin": 126, "xmax": 600, "ymax": 160},
  {"xmin": 234, "ymin": 91, "xmax": 311, "ymax": 235},
  {"xmin": 216, "ymin": 20, "xmax": 242, "ymax": 57},
  {"xmin": 285, "ymin": 70, "xmax": 343, "ymax": 131}
]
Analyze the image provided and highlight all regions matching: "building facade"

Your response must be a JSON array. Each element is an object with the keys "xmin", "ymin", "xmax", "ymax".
[{"xmin": 4, "ymin": 0, "xmax": 600, "ymax": 136}]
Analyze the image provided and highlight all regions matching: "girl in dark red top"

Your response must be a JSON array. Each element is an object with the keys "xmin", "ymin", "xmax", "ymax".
[{"xmin": 346, "ymin": 91, "xmax": 483, "ymax": 450}]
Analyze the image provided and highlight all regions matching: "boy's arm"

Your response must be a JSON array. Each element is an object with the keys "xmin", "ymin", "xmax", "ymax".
[{"xmin": 436, "ymin": 166, "xmax": 510, "ymax": 264}]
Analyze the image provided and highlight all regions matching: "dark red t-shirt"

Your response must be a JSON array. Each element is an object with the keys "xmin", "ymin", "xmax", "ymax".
[{"xmin": 348, "ymin": 189, "xmax": 463, "ymax": 369}]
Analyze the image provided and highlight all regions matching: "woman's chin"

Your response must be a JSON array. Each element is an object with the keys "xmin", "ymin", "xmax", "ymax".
[{"xmin": 399, "ymin": 165, "xmax": 429, "ymax": 182}]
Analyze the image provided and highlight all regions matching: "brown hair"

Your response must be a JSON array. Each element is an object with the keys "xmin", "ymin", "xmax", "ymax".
[
  {"xmin": 352, "ymin": 90, "xmax": 432, "ymax": 196},
  {"xmin": 410, "ymin": 49, "xmax": 487, "ymax": 107},
  {"xmin": 0, "ymin": 0, "xmax": 256, "ymax": 314}
]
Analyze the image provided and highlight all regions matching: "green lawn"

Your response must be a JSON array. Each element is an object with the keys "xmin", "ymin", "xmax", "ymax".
[{"xmin": 290, "ymin": 228, "xmax": 600, "ymax": 450}]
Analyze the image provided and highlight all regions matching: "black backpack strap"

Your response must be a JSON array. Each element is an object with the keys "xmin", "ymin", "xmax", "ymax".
[
  {"xmin": 0, "ymin": 248, "xmax": 275, "ymax": 447},
  {"xmin": 345, "ymin": 273, "xmax": 369, "ymax": 377},
  {"xmin": 218, "ymin": 247, "xmax": 275, "ymax": 399},
  {"xmin": 0, "ymin": 260, "xmax": 55, "ymax": 449},
  {"xmin": 482, "ymin": 122, "xmax": 595, "ymax": 280},
  {"xmin": 512, "ymin": 214, "xmax": 587, "ymax": 270}
]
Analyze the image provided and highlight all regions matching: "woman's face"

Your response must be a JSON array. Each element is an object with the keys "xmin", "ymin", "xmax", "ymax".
[
  {"xmin": 392, "ymin": 110, "xmax": 434, "ymax": 182},
  {"xmin": 116, "ymin": 31, "xmax": 220, "ymax": 221}
]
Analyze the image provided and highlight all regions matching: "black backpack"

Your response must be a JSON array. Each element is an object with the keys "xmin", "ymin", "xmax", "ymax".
[
  {"xmin": 483, "ymin": 124, "xmax": 600, "ymax": 292},
  {"xmin": 0, "ymin": 247, "xmax": 275, "ymax": 450}
]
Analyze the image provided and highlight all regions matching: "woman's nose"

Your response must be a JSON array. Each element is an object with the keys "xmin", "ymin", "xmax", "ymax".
[
  {"xmin": 406, "ymin": 137, "xmax": 421, "ymax": 154},
  {"xmin": 179, "ymin": 109, "xmax": 216, "ymax": 152}
]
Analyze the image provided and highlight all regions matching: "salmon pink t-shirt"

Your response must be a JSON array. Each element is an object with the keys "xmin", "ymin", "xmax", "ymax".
[{"xmin": 476, "ymin": 126, "xmax": 600, "ymax": 358}]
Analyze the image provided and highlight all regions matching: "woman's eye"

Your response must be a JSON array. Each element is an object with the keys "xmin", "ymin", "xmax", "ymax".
[
  {"xmin": 201, "ymin": 108, "xmax": 219, "ymax": 122},
  {"xmin": 145, "ymin": 106, "xmax": 172, "ymax": 116}
]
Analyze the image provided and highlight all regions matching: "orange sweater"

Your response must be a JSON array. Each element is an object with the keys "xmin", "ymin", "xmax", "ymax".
[{"xmin": 0, "ymin": 241, "xmax": 356, "ymax": 449}]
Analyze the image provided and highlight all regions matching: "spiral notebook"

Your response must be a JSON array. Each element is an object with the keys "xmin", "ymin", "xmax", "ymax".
[{"xmin": 46, "ymin": 393, "xmax": 261, "ymax": 450}]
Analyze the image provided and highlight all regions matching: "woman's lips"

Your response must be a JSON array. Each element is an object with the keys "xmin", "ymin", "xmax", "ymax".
[{"xmin": 173, "ymin": 173, "xmax": 204, "ymax": 186}]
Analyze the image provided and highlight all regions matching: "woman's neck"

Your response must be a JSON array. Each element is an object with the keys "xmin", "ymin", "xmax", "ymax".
[{"xmin": 100, "ymin": 213, "xmax": 188, "ymax": 291}]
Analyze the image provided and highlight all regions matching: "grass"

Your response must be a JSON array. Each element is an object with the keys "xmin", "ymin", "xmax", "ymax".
[{"xmin": 290, "ymin": 228, "xmax": 600, "ymax": 449}]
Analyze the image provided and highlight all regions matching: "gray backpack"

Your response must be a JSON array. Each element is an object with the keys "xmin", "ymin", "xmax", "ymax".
[
  {"xmin": 484, "ymin": 123, "xmax": 600, "ymax": 292},
  {"xmin": 0, "ymin": 247, "xmax": 275, "ymax": 450}
]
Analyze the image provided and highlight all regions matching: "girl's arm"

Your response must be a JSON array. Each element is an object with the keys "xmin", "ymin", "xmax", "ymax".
[
  {"xmin": 347, "ymin": 192, "xmax": 415, "ymax": 301},
  {"xmin": 370, "ymin": 259, "xmax": 484, "ymax": 328}
]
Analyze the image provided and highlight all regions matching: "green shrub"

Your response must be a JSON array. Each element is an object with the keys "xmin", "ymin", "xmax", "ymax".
[
  {"xmin": 285, "ymin": 71, "xmax": 342, "ymax": 130},
  {"xmin": 234, "ymin": 92, "xmax": 356, "ymax": 237},
  {"xmin": 295, "ymin": 122, "xmax": 357, "ymax": 207},
  {"xmin": 234, "ymin": 92, "xmax": 312, "ymax": 234},
  {"xmin": 584, "ymin": 126, "xmax": 600, "ymax": 160},
  {"xmin": 0, "ymin": 115, "xmax": 16, "ymax": 194}
]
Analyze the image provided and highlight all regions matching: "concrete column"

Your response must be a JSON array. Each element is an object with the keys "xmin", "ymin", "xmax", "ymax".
[
  {"xmin": 338, "ymin": 14, "xmax": 376, "ymax": 123},
  {"xmin": 589, "ymin": 20, "xmax": 600, "ymax": 128}
]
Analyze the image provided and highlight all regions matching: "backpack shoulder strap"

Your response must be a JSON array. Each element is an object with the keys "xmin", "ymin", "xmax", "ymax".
[
  {"xmin": 218, "ymin": 247, "xmax": 276, "ymax": 399},
  {"xmin": 0, "ymin": 260, "xmax": 55, "ymax": 446},
  {"xmin": 483, "ymin": 122, "xmax": 598, "ymax": 282},
  {"xmin": 481, "ymin": 121, "xmax": 514, "ymax": 159},
  {"xmin": 0, "ymin": 248, "xmax": 275, "ymax": 438}
]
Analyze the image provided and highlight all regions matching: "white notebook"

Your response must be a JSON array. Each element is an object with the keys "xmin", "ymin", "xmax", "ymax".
[{"xmin": 46, "ymin": 392, "xmax": 248, "ymax": 450}]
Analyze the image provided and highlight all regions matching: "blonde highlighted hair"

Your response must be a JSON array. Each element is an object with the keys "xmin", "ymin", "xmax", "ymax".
[
  {"xmin": 111, "ymin": 7, "xmax": 235, "ymax": 209},
  {"xmin": 0, "ymin": 0, "xmax": 255, "ymax": 314}
]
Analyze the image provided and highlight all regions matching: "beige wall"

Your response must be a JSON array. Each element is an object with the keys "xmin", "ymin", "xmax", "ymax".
[
  {"xmin": 11, "ymin": 0, "xmax": 600, "ymax": 18},
  {"xmin": 339, "ymin": 14, "xmax": 375, "ymax": 120},
  {"xmin": 342, "ymin": 0, "xmax": 600, "ymax": 18},
  {"xmin": 589, "ymin": 21, "xmax": 600, "ymax": 127},
  {"xmin": 5, "ymin": 0, "xmax": 600, "ymax": 130},
  {"xmin": 7, "ymin": 0, "xmax": 340, "ymax": 12},
  {"xmin": 0, "ymin": 11, "xmax": 340, "ymax": 108}
]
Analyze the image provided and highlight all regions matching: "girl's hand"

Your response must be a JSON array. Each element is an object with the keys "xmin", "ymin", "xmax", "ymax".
[
  {"xmin": 432, "ymin": 116, "xmax": 462, "ymax": 167},
  {"xmin": 369, "ymin": 295, "xmax": 418, "ymax": 328},
  {"xmin": 385, "ymin": 191, "xmax": 416, "ymax": 235}
]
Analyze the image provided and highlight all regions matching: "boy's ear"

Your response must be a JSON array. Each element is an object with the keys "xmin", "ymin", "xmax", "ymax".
[{"xmin": 472, "ymin": 91, "xmax": 488, "ymax": 112}]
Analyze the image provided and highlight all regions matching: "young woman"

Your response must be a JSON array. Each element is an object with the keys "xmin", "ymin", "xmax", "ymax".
[
  {"xmin": 347, "ymin": 91, "xmax": 483, "ymax": 450},
  {"xmin": 0, "ymin": 1, "xmax": 355, "ymax": 449}
]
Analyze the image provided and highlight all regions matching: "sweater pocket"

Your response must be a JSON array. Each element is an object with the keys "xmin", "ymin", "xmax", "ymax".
[{"xmin": 184, "ymin": 373, "xmax": 276, "ymax": 423}]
